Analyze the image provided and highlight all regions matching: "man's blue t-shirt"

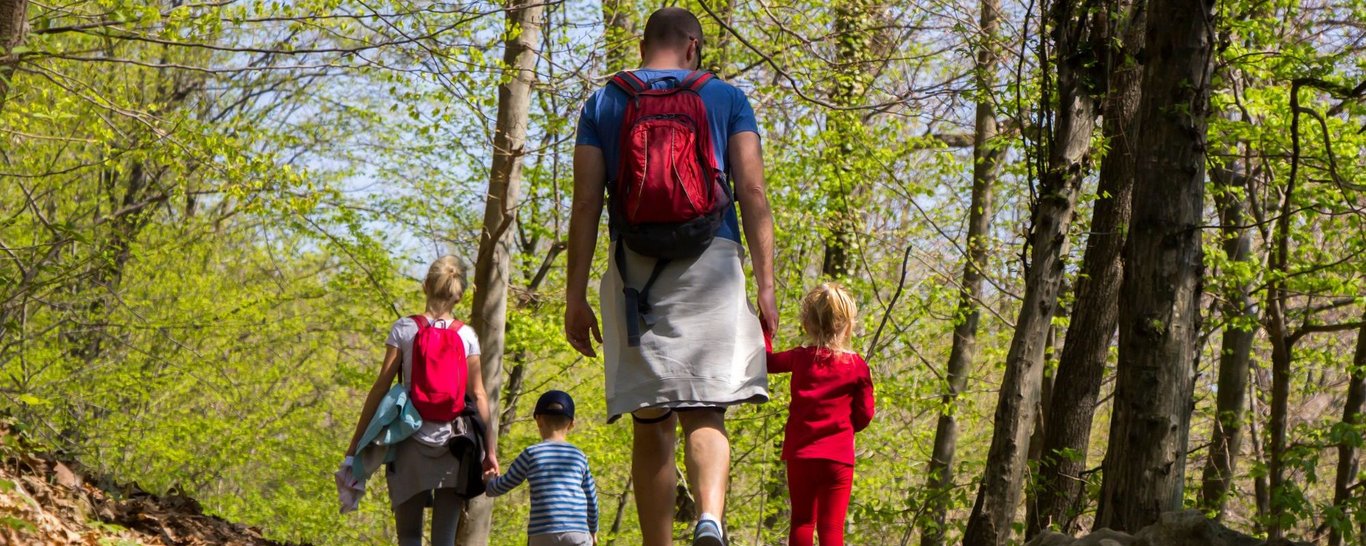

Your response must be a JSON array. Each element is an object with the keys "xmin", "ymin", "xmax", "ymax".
[{"xmin": 575, "ymin": 69, "xmax": 760, "ymax": 243}]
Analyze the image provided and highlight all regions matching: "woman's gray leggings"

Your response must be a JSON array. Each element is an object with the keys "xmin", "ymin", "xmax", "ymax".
[{"xmin": 394, "ymin": 488, "xmax": 464, "ymax": 546}]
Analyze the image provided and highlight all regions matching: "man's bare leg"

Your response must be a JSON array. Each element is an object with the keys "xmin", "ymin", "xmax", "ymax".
[
  {"xmin": 633, "ymin": 409, "xmax": 678, "ymax": 546},
  {"xmin": 679, "ymin": 409, "xmax": 729, "ymax": 526}
]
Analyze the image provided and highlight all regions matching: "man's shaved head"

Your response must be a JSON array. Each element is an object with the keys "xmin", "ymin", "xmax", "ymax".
[{"xmin": 642, "ymin": 7, "xmax": 705, "ymax": 52}]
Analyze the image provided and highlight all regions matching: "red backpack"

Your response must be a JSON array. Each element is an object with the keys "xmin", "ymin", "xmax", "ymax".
[
  {"xmin": 608, "ymin": 70, "xmax": 732, "ymax": 346},
  {"xmin": 408, "ymin": 315, "xmax": 468, "ymax": 421}
]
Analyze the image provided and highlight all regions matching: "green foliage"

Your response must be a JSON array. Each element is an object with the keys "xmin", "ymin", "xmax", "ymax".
[{"xmin": 2, "ymin": 0, "xmax": 1364, "ymax": 544}]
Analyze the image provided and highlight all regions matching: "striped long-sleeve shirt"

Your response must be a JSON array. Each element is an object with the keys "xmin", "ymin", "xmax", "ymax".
[{"xmin": 485, "ymin": 441, "xmax": 599, "ymax": 536}]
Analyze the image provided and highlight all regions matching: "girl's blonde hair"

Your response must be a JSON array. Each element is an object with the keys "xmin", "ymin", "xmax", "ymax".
[
  {"xmin": 423, "ymin": 256, "xmax": 466, "ymax": 314},
  {"xmin": 801, "ymin": 282, "xmax": 858, "ymax": 351}
]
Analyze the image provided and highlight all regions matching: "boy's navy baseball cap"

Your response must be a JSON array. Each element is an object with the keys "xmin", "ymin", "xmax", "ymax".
[{"xmin": 534, "ymin": 390, "xmax": 575, "ymax": 419}]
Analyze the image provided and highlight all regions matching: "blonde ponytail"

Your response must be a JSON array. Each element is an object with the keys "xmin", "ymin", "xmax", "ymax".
[{"xmin": 423, "ymin": 256, "xmax": 466, "ymax": 315}]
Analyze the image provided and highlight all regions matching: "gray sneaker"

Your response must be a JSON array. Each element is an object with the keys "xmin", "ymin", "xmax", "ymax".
[{"xmin": 692, "ymin": 519, "xmax": 724, "ymax": 546}]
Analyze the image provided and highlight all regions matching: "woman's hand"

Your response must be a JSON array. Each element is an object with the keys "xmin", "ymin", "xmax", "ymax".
[{"xmin": 483, "ymin": 452, "xmax": 500, "ymax": 476}]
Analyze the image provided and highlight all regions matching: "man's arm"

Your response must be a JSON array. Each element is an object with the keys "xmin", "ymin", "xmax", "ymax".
[
  {"xmin": 729, "ymin": 131, "xmax": 778, "ymax": 334},
  {"xmin": 565, "ymin": 145, "xmax": 607, "ymax": 358}
]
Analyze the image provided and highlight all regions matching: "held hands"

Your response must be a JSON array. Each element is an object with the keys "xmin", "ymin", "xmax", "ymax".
[
  {"xmin": 482, "ymin": 453, "xmax": 500, "ymax": 479},
  {"xmin": 757, "ymin": 286, "xmax": 779, "ymax": 337},
  {"xmin": 565, "ymin": 299, "xmax": 603, "ymax": 358}
]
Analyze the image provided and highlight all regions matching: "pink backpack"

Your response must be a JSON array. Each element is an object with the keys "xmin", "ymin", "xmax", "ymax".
[{"xmin": 409, "ymin": 315, "xmax": 468, "ymax": 421}]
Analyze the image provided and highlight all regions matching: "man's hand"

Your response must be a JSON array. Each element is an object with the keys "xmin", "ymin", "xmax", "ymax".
[
  {"xmin": 565, "ymin": 298, "xmax": 603, "ymax": 358},
  {"xmin": 757, "ymin": 286, "xmax": 778, "ymax": 336}
]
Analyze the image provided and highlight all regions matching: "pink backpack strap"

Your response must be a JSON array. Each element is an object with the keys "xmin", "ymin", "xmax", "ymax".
[{"xmin": 410, "ymin": 314, "xmax": 430, "ymax": 329}]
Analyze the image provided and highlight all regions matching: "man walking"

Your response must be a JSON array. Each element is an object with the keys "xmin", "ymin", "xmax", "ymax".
[{"xmin": 563, "ymin": 7, "xmax": 777, "ymax": 546}]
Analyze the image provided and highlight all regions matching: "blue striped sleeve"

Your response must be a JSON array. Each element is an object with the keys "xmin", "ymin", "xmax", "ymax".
[
  {"xmin": 584, "ymin": 464, "xmax": 599, "ymax": 532},
  {"xmin": 485, "ymin": 450, "xmax": 531, "ymax": 497}
]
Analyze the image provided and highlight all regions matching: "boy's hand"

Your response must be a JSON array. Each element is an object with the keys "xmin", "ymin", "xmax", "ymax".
[
  {"xmin": 591, "ymin": 533, "xmax": 598, "ymax": 545},
  {"xmin": 482, "ymin": 469, "xmax": 498, "ymax": 482}
]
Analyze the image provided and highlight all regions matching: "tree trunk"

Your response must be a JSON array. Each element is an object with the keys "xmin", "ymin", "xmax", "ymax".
[
  {"xmin": 821, "ymin": 0, "xmax": 881, "ymax": 278},
  {"xmin": 602, "ymin": 0, "xmax": 636, "ymax": 73},
  {"xmin": 961, "ymin": 2, "xmax": 1106, "ymax": 544},
  {"xmin": 919, "ymin": 0, "xmax": 1001, "ymax": 543},
  {"xmin": 1329, "ymin": 317, "xmax": 1366, "ymax": 546},
  {"xmin": 0, "ymin": 0, "xmax": 28, "ymax": 111},
  {"xmin": 1028, "ymin": 1, "xmax": 1143, "ymax": 536},
  {"xmin": 1197, "ymin": 164, "xmax": 1258, "ymax": 517},
  {"xmin": 1095, "ymin": 0, "xmax": 1214, "ymax": 533},
  {"xmin": 458, "ymin": 1, "xmax": 544, "ymax": 544}
]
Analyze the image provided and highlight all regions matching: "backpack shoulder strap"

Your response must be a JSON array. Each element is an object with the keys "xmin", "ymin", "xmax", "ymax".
[
  {"xmin": 410, "ymin": 314, "xmax": 429, "ymax": 330},
  {"xmin": 680, "ymin": 70, "xmax": 715, "ymax": 92},
  {"xmin": 609, "ymin": 71, "xmax": 649, "ymax": 97}
]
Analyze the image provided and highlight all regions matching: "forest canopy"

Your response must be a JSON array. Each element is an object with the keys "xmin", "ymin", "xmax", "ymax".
[{"xmin": 1, "ymin": 0, "xmax": 1364, "ymax": 545}]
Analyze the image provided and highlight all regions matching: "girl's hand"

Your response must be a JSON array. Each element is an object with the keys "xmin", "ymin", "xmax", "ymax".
[{"xmin": 483, "ymin": 453, "xmax": 500, "ymax": 476}]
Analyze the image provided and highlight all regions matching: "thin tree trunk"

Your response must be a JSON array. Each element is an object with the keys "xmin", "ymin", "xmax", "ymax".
[
  {"xmin": 919, "ymin": 0, "xmax": 1001, "ymax": 542},
  {"xmin": 605, "ymin": 477, "xmax": 633, "ymax": 546},
  {"xmin": 1329, "ymin": 317, "xmax": 1366, "ymax": 546},
  {"xmin": 1095, "ymin": 0, "xmax": 1214, "ymax": 533},
  {"xmin": 1249, "ymin": 367, "xmax": 1270, "ymax": 529},
  {"xmin": 0, "ymin": 0, "xmax": 28, "ymax": 111},
  {"xmin": 458, "ymin": 1, "xmax": 544, "ymax": 544},
  {"xmin": 708, "ymin": 0, "xmax": 735, "ymax": 74},
  {"xmin": 602, "ymin": 0, "xmax": 636, "ymax": 73},
  {"xmin": 961, "ymin": 2, "xmax": 1106, "ymax": 543},
  {"xmin": 1197, "ymin": 164, "xmax": 1258, "ymax": 517},
  {"xmin": 1029, "ymin": 1, "xmax": 1143, "ymax": 536}
]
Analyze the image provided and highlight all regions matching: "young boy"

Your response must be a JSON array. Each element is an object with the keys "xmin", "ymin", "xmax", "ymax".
[{"xmin": 485, "ymin": 390, "xmax": 599, "ymax": 546}]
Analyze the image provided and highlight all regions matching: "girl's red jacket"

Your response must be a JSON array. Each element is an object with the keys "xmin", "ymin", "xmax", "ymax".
[{"xmin": 767, "ymin": 347, "xmax": 876, "ymax": 465}]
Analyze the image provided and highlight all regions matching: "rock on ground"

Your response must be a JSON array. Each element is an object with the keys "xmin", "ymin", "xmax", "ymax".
[{"xmin": 0, "ymin": 443, "xmax": 301, "ymax": 545}]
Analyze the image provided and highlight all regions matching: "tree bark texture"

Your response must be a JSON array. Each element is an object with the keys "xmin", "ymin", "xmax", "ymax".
[
  {"xmin": 1, "ymin": 0, "xmax": 29, "ymax": 113},
  {"xmin": 1197, "ymin": 163, "xmax": 1258, "ymax": 517},
  {"xmin": 1330, "ymin": 317, "xmax": 1366, "ymax": 546},
  {"xmin": 1028, "ymin": 1, "xmax": 1144, "ymax": 536},
  {"xmin": 1095, "ymin": 0, "xmax": 1214, "ymax": 533},
  {"xmin": 602, "ymin": 0, "xmax": 637, "ymax": 73},
  {"xmin": 960, "ymin": 1, "xmax": 1107, "ymax": 542},
  {"xmin": 821, "ymin": 0, "xmax": 881, "ymax": 278},
  {"xmin": 920, "ymin": 0, "xmax": 1001, "ymax": 543},
  {"xmin": 458, "ymin": 1, "xmax": 544, "ymax": 544}
]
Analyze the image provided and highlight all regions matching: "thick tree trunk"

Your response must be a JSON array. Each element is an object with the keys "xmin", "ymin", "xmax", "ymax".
[
  {"xmin": 821, "ymin": 0, "xmax": 880, "ymax": 278},
  {"xmin": 1028, "ymin": 1, "xmax": 1143, "ymax": 536},
  {"xmin": 0, "ymin": 0, "xmax": 27, "ymax": 111},
  {"xmin": 919, "ymin": 1, "xmax": 1001, "ymax": 543},
  {"xmin": 1197, "ymin": 164, "xmax": 1258, "ymax": 517},
  {"xmin": 602, "ymin": 0, "xmax": 636, "ymax": 73},
  {"xmin": 1329, "ymin": 318, "xmax": 1366, "ymax": 546},
  {"xmin": 1095, "ymin": 0, "xmax": 1214, "ymax": 533},
  {"xmin": 961, "ymin": 2, "xmax": 1106, "ymax": 544},
  {"xmin": 458, "ymin": 1, "xmax": 544, "ymax": 544}
]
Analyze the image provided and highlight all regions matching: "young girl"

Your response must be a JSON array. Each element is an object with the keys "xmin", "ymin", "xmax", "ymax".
[
  {"xmin": 342, "ymin": 256, "xmax": 497, "ymax": 546},
  {"xmin": 767, "ymin": 282, "xmax": 876, "ymax": 546}
]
